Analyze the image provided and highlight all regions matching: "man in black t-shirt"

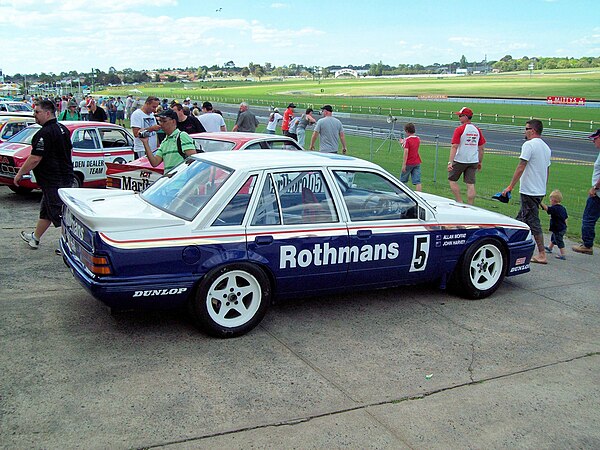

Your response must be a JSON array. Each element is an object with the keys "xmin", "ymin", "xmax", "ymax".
[
  {"xmin": 15, "ymin": 99, "xmax": 74, "ymax": 249},
  {"xmin": 172, "ymin": 103, "xmax": 205, "ymax": 134},
  {"xmin": 88, "ymin": 100, "xmax": 107, "ymax": 122}
]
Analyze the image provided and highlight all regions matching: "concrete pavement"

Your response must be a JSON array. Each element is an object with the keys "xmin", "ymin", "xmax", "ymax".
[{"xmin": 1, "ymin": 186, "xmax": 599, "ymax": 449}]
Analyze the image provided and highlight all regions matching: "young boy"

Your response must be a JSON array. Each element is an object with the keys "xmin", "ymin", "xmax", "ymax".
[
  {"xmin": 399, "ymin": 122, "xmax": 422, "ymax": 192},
  {"xmin": 541, "ymin": 190, "xmax": 568, "ymax": 260}
]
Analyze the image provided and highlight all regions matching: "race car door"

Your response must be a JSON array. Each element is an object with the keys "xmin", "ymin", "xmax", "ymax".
[
  {"xmin": 246, "ymin": 169, "xmax": 350, "ymax": 296},
  {"xmin": 97, "ymin": 127, "xmax": 135, "ymax": 165},
  {"xmin": 332, "ymin": 169, "xmax": 437, "ymax": 288}
]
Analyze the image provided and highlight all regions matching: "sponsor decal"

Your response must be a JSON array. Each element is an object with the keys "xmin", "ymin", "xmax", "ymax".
[
  {"xmin": 510, "ymin": 264, "xmax": 530, "ymax": 273},
  {"xmin": 515, "ymin": 257, "xmax": 526, "ymax": 265},
  {"xmin": 121, "ymin": 176, "xmax": 152, "ymax": 191},
  {"xmin": 442, "ymin": 233, "xmax": 466, "ymax": 247},
  {"xmin": 280, "ymin": 242, "xmax": 399, "ymax": 269},
  {"xmin": 133, "ymin": 288, "xmax": 188, "ymax": 297}
]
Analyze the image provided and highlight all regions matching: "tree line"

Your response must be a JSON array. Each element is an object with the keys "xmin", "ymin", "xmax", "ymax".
[{"xmin": 5, "ymin": 55, "xmax": 600, "ymax": 89}]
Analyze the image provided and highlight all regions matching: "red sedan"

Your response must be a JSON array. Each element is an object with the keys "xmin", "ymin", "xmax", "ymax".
[{"xmin": 106, "ymin": 132, "xmax": 302, "ymax": 192}]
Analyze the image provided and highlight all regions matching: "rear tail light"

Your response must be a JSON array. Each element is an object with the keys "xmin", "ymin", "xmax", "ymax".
[
  {"xmin": 106, "ymin": 176, "xmax": 121, "ymax": 189},
  {"xmin": 81, "ymin": 251, "xmax": 112, "ymax": 275}
]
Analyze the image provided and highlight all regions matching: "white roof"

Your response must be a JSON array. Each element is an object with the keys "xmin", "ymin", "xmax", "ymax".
[{"xmin": 192, "ymin": 150, "xmax": 380, "ymax": 172}]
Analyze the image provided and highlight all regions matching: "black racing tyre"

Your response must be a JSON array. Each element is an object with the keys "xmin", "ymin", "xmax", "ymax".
[
  {"xmin": 8, "ymin": 185, "xmax": 33, "ymax": 195},
  {"xmin": 190, "ymin": 263, "xmax": 271, "ymax": 338},
  {"xmin": 451, "ymin": 238, "xmax": 507, "ymax": 300},
  {"xmin": 71, "ymin": 173, "xmax": 83, "ymax": 188}
]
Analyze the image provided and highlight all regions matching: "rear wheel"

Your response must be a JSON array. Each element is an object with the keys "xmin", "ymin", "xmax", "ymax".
[
  {"xmin": 190, "ymin": 263, "xmax": 271, "ymax": 338},
  {"xmin": 451, "ymin": 238, "xmax": 507, "ymax": 299}
]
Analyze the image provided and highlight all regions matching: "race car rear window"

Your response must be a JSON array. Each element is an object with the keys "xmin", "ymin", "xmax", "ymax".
[{"xmin": 141, "ymin": 159, "xmax": 233, "ymax": 221}]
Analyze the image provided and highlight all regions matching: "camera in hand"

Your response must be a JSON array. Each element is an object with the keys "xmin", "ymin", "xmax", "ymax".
[{"xmin": 138, "ymin": 130, "xmax": 151, "ymax": 138}]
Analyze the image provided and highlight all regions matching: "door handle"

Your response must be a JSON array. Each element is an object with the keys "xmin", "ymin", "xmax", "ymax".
[
  {"xmin": 356, "ymin": 229, "xmax": 372, "ymax": 239},
  {"xmin": 255, "ymin": 235, "xmax": 273, "ymax": 245}
]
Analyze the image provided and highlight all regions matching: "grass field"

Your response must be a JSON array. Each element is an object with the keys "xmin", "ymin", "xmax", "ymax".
[{"xmin": 103, "ymin": 70, "xmax": 600, "ymax": 131}]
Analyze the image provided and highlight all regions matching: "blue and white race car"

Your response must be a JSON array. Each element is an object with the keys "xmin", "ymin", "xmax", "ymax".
[{"xmin": 59, "ymin": 150, "xmax": 535, "ymax": 337}]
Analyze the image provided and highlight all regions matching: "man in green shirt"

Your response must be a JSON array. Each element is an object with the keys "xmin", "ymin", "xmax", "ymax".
[{"xmin": 139, "ymin": 109, "xmax": 196, "ymax": 173}]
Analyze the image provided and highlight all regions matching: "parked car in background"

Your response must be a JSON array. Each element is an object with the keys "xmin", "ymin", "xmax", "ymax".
[
  {"xmin": 59, "ymin": 150, "xmax": 535, "ymax": 338},
  {"xmin": 0, "ymin": 121, "xmax": 135, "ymax": 194},
  {"xmin": 0, "ymin": 101, "xmax": 33, "ymax": 116},
  {"xmin": 105, "ymin": 132, "xmax": 302, "ymax": 192},
  {"xmin": 0, "ymin": 116, "xmax": 36, "ymax": 143}
]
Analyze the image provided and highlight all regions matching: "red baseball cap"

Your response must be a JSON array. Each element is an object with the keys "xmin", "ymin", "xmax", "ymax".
[
  {"xmin": 588, "ymin": 129, "xmax": 600, "ymax": 139},
  {"xmin": 455, "ymin": 107, "xmax": 473, "ymax": 117}
]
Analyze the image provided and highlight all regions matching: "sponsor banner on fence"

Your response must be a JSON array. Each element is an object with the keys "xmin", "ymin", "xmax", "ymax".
[
  {"xmin": 546, "ymin": 96, "xmax": 585, "ymax": 105},
  {"xmin": 418, "ymin": 94, "xmax": 448, "ymax": 99}
]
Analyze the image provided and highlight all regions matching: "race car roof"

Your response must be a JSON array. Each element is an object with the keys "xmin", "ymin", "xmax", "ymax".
[{"xmin": 190, "ymin": 149, "xmax": 379, "ymax": 172}]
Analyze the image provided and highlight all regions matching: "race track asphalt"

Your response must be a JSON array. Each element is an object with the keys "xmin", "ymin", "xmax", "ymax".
[{"xmin": 1, "ymin": 186, "xmax": 599, "ymax": 449}]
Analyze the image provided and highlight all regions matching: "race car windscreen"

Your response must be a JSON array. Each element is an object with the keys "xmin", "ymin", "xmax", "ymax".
[
  {"xmin": 6, "ymin": 125, "xmax": 40, "ymax": 144},
  {"xmin": 140, "ymin": 159, "xmax": 234, "ymax": 220}
]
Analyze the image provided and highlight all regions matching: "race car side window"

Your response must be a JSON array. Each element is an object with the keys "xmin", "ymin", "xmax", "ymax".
[
  {"xmin": 272, "ymin": 171, "xmax": 338, "ymax": 225},
  {"xmin": 333, "ymin": 170, "xmax": 418, "ymax": 221},
  {"xmin": 72, "ymin": 129, "xmax": 100, "ymax": 150},
  {"xmin": 212, "ymin": 175, "xmax": 258, "ymax": 226},
  {"xmin": 251, "ymin": 174, "xmax": 281, "ymax": 226}
]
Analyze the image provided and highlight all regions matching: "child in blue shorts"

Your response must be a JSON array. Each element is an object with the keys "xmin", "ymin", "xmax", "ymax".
[{"xmin": 541, "ymin": 189, "xmax": 568, "ymax": 260}]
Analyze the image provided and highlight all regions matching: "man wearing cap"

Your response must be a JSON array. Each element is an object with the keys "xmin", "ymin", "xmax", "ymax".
[
  {"xmin": 266, "ymin": 107, "xmax": 282, "ymax": 135},
  {"xmin": 59, "ymin": 100, "xmax": 81, "ymax": 121},
  {"xmin": 572, "ymin": 129, "xmax": 600, "ymax": 255},
  {"xmin": 138, "ymin": 109, "xmax": 197, "ymax": 173},
  {"xmin": 282, "ymin": 103, "xmax": 296, "ymax": 137},
  {"xmin": 199, "ymin": 101, "xmax": 227, "ymax": 132},
  {"xmin": 232, "ymin": 102, "xmax": 259, "ymax": 133},
  {"xmin": 309, "ymin": 105, "xmax": 347, "ymax": 154},
  {"xmin": 448, "ymin": 107, "xmax": 486, "ymax": 205},
  {"xmin": 502, "ymin": 119, "xmax": 552, "ymax": 264}
]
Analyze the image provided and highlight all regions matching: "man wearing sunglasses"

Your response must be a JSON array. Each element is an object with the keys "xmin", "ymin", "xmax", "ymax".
[{"xmin": 502, "ymin": 119, "xmax": 552, "ymax": 264}]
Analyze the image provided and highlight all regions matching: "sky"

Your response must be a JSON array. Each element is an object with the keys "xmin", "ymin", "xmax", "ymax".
[{"xmin": 1, "ymin": 0, "xmax": 599, "ymax": 76}]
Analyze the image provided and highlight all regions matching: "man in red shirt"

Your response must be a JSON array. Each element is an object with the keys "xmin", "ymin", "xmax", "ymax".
[
  {"xmin": 447, "ymin": 107, "xmax": 486, "ymax": 204},
  {"xmin": 281, "ymin": 103, "xmax": 296, "ymax": 137}
]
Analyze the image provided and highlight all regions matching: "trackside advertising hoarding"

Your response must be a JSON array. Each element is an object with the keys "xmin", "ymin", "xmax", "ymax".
[{"xmin": 546, "ymin": 96, "xmax": 585, "ymax": 105}]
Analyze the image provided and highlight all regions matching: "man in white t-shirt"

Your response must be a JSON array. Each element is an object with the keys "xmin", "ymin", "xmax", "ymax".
[
  {"xmin": 198, "ymin": 101, "xmax": 226, "ymax": 132},
  {"xmin": 265, "ymin": 107, "xmax": 282, "ymax": 134},
  {"xmin": 502, "ymin": 119, "xmax": 551, "ymax": 264},
  {"xmin": 130, "ymin": 96, "xmax": 161, "ymax": 158}
]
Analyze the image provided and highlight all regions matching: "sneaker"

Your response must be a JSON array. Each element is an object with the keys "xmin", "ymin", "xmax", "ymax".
[
  {"xmin": 544, "ymin": 246, "xmax": 553, "ymax": 253},
  {"xmin": 555, "ymin": 255, "xmax": 566, "ymax": 260},
  {"xmin": 20, "ymin": 231, "xmax": 39, "ymax": 249},
  {"xmin": 572, "ymin": 244, "xmax": 593, "ymax": 255}
]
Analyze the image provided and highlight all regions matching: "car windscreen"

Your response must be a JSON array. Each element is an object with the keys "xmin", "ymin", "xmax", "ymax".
[
  {"xmin": 192, "ymin": 138, "xmax": 236, "ymax": 152},
  {"xmin": 141, "ymin": 158, "xmax": 234, "ymax": 221},
  {"xmin": 6, "ymin": 125, "xmax": 40, "ymax": 144},
  {"xmin": 7, "ymin": 103, "xmax": 33, "ymax": 112}
]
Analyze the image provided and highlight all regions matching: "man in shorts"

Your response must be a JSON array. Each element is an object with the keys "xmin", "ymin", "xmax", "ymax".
[
  {"xmin": 447, "ymin": 107, "xmax": 486, "ymax": 204},
  {"xmin": 502, "ymin": 119, "xmax": 552, "ymax": 264},
  {"xmin": 15, "ymin": 99, "xmax": 74, "ymax": 249}
]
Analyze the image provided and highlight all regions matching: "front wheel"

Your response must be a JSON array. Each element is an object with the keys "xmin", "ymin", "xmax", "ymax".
[
  {"xmin": 451, "ymin": 238, "xmax": 507, "ymax": 299},
  {"xmin": 190, "ymin": 263, "xmax": 271, "ymax": 338},
  {"xmin": 9, "ymin": 185, "xmax": 33, "ymax": 195}
]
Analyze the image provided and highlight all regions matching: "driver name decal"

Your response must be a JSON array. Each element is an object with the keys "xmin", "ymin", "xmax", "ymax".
[{"xmin": 280, "ymin": 242, "xmax": 399, "ymax": 268}]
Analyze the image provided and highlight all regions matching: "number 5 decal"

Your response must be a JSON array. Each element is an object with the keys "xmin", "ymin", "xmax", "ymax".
[{"xmin": 410, "ymin": 235, "xmax": 430, "ymax": 272}]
